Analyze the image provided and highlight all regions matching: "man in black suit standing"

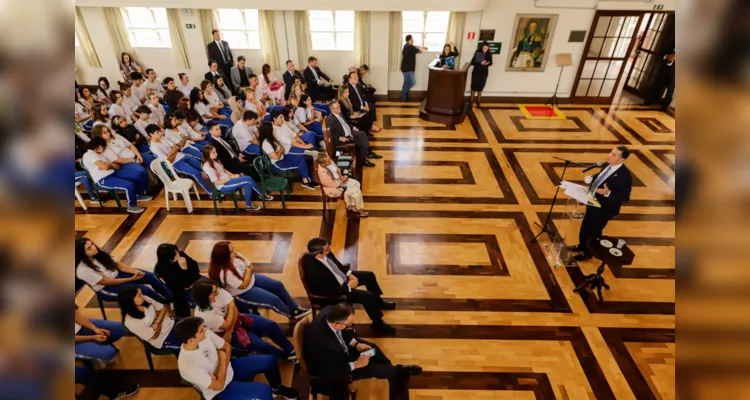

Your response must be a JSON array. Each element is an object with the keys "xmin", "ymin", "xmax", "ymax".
[
  {"xmin": 303, "ymin": 56, "xmax": 336, "ymax": 102},
  {"xmin": 205, "ymin": 122, "xmax": 261, "ymax": 181},
  {"xmin": 304, "ymin": 303, "xmax": 422, "ymax": 400},
  {"xmin": 204, "ymin": 60, "xmax": 229, "ymax": 86},
  {"xmin": 303, "ymin": 238, "xmax": 396, "ymax": 334},
  {"xmin": 571, "ymin": 146, "xmax": 633, "ymax": 261},
  {"xmin": 644, "ymin": 49, "xmax": 675, "ymax": 112},
  {"xmin": 282, "ymin": 60, "xmax": 306, "ymax": 99},
  {"xmin": 327, "ymin": 100, "xmax": 381, "ymax": 167},
  {"xmin": 206, "ymin": 30, "xmax": 234, "ymax": 90}
]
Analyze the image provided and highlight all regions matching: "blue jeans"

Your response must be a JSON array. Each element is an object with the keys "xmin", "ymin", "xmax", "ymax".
[
  {"xmin": 298, "ymin": 131, "xmax": 318, "ymax": 148},
  {"xmin": 306, "ymin": 121, "xmax": 324, "ymax": 139},
  {"xmin": 75, "ymin": 171, "xmax": 97, "ymax": 199},
  {"xmin": 75, "ymin": 319, "xmax": 126, "ymax": 362},
  {"xmin": 97, "ymin": 270, "xmax": 174, "ymax": 304},
  {"xmin": 243, "ymin": 144, "xmax": 261, "ymax": 155},
  {"xmin": 97, "ymin": 164, "xmax": 149, "ymax": 207},
  {"xmin": 271, "ymin": 156, "xmax": 311, "ymax": 180},
  {"xmin": 234, "ymin": 275, "xmax": 300, "ymax": 318},
  {"xmin": 312, "ymin": 104, "xmax": 330, "ymax": 116},
  {"xmin": 216, "ymin": 356, "xmax": 276, "ymax": 400},
  {"xmin": 173, "ymin": 157, "xmax": 211, "ymax": 194},
  {"xmin": 232, "ymin": 314, "xmax": 294, "ymax": 357},
  {"xmin": 218, "ymin": 176, "xmax": 262, "ymax": 207},
  {"xmin": 219, "ymin": 105, "xmax": 232, "ymax": 117},
  {"xmin": 401, "ymin": 71, "xmax": 416, "ymax": 101}
]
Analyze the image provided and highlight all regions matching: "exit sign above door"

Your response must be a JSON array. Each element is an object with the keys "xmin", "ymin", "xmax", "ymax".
[{"xmin": 653, "ymin": 4, "xmax": 664, "ymax": 10}]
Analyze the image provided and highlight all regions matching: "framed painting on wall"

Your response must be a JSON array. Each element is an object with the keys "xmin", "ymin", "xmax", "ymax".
[{"xmin": 506, "ymin": 14, "xmax": 558, "ymax": 72}]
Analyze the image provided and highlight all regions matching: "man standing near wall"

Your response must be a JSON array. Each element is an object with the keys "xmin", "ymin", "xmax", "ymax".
[
  {"xmin": 400, "ymin": 35, "xmax": 425, "ymax": 102},
  {"xmin": 207, "ymin": 30, "xmax": 234, "ymax": 91}
]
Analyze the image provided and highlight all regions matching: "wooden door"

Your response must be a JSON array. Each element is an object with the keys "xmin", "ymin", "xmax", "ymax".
[{"xmin": 623, "ymin": 13, "xmax": 675, "ymax": 98}]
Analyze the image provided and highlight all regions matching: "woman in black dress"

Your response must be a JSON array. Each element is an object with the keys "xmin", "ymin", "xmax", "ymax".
[
  {"xmin": 470, "ymin": 41, "xmax": 493, "ymax": 108},
  {"xmin": 153, "ymin": 243, "xmax": 202, "ymax": 318},
  {"xmin": 436, "ymin": 42, "xmax": 460, "ymax": 69}
]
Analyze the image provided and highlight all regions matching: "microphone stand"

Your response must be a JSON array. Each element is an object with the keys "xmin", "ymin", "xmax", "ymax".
[{"xmin": 530, "ymin": 156, "xmax": 591, "ymax": 243}]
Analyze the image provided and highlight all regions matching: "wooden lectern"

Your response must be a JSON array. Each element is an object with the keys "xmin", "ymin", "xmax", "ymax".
[{"xmin": 419, "ymin": 60, "xmax": 470, "ymax": 127}]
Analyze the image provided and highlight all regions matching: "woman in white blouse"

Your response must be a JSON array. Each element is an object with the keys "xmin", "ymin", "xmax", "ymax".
[
  {"xmin": 295, "ymin": 94, "xmax": 325, "ymax": 140},
  {"xmin": 92, "ymin": 103, "xmax": 112, "ymax": 130},
  {"xmin": 118, "ymin": 287, "xmax": 181, "ymax": 350},
  {"xmin": 91, "ymin": 125, "xmax": 146, "ymax": 170},
  {"xmin": 201, "ymin": 145, "xmax": 264, "ymax": 211},
  {"xmin": 282, "ymin": 104, "xmax": 318, "ymax": 149},
  {"xmin": 107, "ymin": 90, "xmax": 132, "ymax": 124},
  {"xmin": 200, "ymin": 80, "xmax": 231, "ymax": 117},
  {"xmin": 270, "ymin": 109, "xmax": 314, "ymax": 158},
  {"xmin": 259, "ymin": 64, "xmax": 286, "ymax": 105},
  {"xmin": 207, "ymin": 241, "xmax": 311, "ymax": 319},
  {"xmin": 190, "ymin": 88, "xmax": 233, "ymax": 128},
  {"xmin": 147, "ymin": 92, "xmax": 166, "ymax": 127},
  {"xmin": 214, "ymin": 76, "xmax": 232, "ymax": 102},
  {"xmin": 96, "ymin": 77, "xmax": 113, "ymax": 105},
  {"xmin": 164, "ymin": 112, "xmax": 205, "ymax": 160},
  {"xmin": 75, "ymin": 90, "xmax": 93, "ymax": 129}
]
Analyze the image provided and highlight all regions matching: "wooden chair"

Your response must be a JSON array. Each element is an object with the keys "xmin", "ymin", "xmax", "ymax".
[
  {"xmin": 293, "ymin": 318, "xmax": 356, "ymax": 400},
  {"xmin": 313, "ymin": 159, "xmax": 345, "ymax": 218},
  {"xmin": 297, "ymin": 253, "xmax": 347, "ymax": 317},
  {"xmin": 323, "ymin": 127, "xmax": 355, "ymax": 160}
]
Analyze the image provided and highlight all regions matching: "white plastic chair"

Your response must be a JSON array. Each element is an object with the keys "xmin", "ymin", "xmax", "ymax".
[
  {"xmin": 75, "ymin": 181, "xmax": 87, "ymax": 210},
  {"xmin": 150, "ymin": 159, "xmax": 200, "ymax": 213}
]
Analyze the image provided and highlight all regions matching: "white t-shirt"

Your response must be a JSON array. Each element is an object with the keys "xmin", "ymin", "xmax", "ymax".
[
  {"xmin": 148, "ymin": 103, "xmax": 166, "ymax": 124},
  {"xmin": 134, "ymin": 119, "xmax": 151, "ymax": 137},
  {"xmin": 124, "ymin": 297, "xmax": 176, "ymax": 349},
  {"xmin": 194, "ymin": 102, "xmax": 214, "ymax": 121},
  {"xmin": 244, "ymin": 101, "xmax": 258, "ymax": 114},
  {"xmin": 108, "ymin": 104, "xmax": 132, "ymax": 124},
  {"xmin": 178, "ymin": 330, "xmax": 234, "ymax": 400},
  {"xmin": 96, "ymin": 87, "xmax": 112, "ymax": 103},
  {"xmin": 101, "ymin": 133, "xmax": 136, "ymax": 162},
  {"xmin": 218, "ymin": 253, "xmax": 255, "ymax": 296},
  {"xmin": 93, "ymin": 120, "xmax": 112, "ymax": 130},
  {"xmin": 273, "ymin": 124, "xmax": 296, "ymax": 154},
  {"xmin": 144, "ymin": 79, "xmax": 164, "ymax": 97},
  {"xmin": 150, "ymin": 139, "xmax": 184, "ymax": 163},
  {"xmin": 75, "ymin": 102, "xmax": 90, "ymax": 120},
  {"xmin": 132, "ymin": 85, "xmax": 147, "ymax": 103},
  {"xmin": 75, "ymin": 322, "xmax": 82, "ymax": 334},
  {"xmin": 194, "ymin": 288, "xmax": 234, "ymax": 333},
  {"xmin": 75, "ymin": 259, "xmax": 118, "ymax": 292},
  {"xmin": 122, "ymin": 94, "xmax": 140, "ymax": 115},
  {"xmin": 295, "ymin": 107, "xmax": 312, "ymax": 124},
  {"xmin": 82, "ymin": 150, "xmax": 115, "ymax": 184},
  {"xmin": 285, "ymin": 119, "xmax": 301, "ymax": 134},
  {"xmin": 231, "ymin": 121, "xmax": 257, "ymax": 151},
  {"xmin": 165, "ymin": 128, "xmax": 194, "ymax": 151},
  {"xmin": 261, "ymin": 140, "xmax": 283, "ymax": 164},
  {"xmin": 202, "ymin": 162, "xmax": 231, "ymax": 189},
  {"xmin": 178, "ymin": 83, "xmax": 195, "ymax": 97},
  {"xmin": 204, "ymin": 91, "xmax": 222, "ymax": 109}
]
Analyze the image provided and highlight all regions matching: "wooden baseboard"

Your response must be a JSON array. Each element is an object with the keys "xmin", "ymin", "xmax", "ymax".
[{"xmin": 378, "ymin": 91, "xmax": 570, "ymax": 104}]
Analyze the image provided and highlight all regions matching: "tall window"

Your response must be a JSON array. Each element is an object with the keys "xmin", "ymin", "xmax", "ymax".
[
  {"xmin": 217, "ymin": 9, "xmax": 261, "ymax": 50},
  {"xmin": 121, "ymin": 7, "xmax": 171, "ymax": 48},
  {"xmin": 309, "ymin": 10, "xmax": 354, "ymax": 51},
  {"xmin": 75, "ymin": 33, "xmax": 80, "ymax": 47},
  {"xmin": 402, "ymin": 11, "xmax": 449, "ymax": 50}
]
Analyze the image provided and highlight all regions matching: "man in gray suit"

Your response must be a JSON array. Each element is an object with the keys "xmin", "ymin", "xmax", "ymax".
[{"xmin": 230, "ymin": 55, "xmax": 254, "ymax": 95}]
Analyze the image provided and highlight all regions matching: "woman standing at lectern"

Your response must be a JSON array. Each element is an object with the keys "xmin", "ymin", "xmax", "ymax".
[{"xmin": 470, "ymin": 41, "xmax": 493, "ymax": 108}]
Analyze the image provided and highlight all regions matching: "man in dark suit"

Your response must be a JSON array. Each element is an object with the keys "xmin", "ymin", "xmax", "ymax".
[
  {"xmin": 327, "ymin": 100, "xmax": 381, "ymax": 167},
  {"xmin": 571, "ymin": 146, "xmax": 633, "ymax": 261},
  {"xmin": 205, "ymin": 122, "xmax": 261, "ymax": 181},
  {"xmin": 206, "ymin": 30, "xmax": 233, "ymax": 89},
  {"xmin": 347, "ymin": 71, "xmax": 378, "ymax": 132},
  {"xmin": 304, "ymin": 303, "xmax": 422, "ymax": 400},
  {"xmin": 303, "ymin": 238, "xmax": 396, "ymax": 334},
  {"xmin": 282, "ymin": 60, "xmax": 306, "ymax": 99},
  {"xmin": 204, "ymin": 60, "xmax": 229, "ymax": 87},
  {"xmin": 644, "ymin": 49, "xmax": 675, "ymax": 111},
  {"xmin": 303, "ymin": 56, "xmax": 336, "ymax": 102}
]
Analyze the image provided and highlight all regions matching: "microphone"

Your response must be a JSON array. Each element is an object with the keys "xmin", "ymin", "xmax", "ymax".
[{"xmin": 581, "ymin": 162, "xmax": 604, "ymax": 173}]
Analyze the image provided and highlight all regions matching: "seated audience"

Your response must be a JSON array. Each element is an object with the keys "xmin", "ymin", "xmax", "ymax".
[
  {"xmin": 192, "ymin": 280, "xmax": 296, "ymax": 360},
  {"xmin": 75, "ymin": 365, "xmax": 139, "ymax": 399},
  {"xmin": 259, "ymin": 63, "xmax": 285, "ymax": 105},
  {"xmin": 295, "ymin": 94, "xmax": 325, "ymax": 139},
  {"xmin": 164, "ymin": 111, "xmax": 204, "ymax": 160},
  {"xmin": 242, "ymin": 87, "xmax": 266, "ymax": 117},
  {"xmin": 201, "ymin": 79, "xmax": 231, "ymax": 117},
  {"xmin": 338, "ymin": 85, "xmax": 370, "ymax": 134},
  {"xmin": 327, "ymin": 100, "xmax": 381, "ymax": 167},
  {"xmin": 177, "ymin": 73, "xmax": 195, "ymax": 97},
  {"xmin": 75, "ymin": 306, "xmax": 125, "ymax": 364},
  {"xmin": 358, "ymin": 64, "xmax": 377, "ymax": 104},
  {"xmin": 201, "ymin": 144, "xmax": 264, "ymax": 211},
  {"xmin": 206, "ymin": 122, "xmax": 260, "ymax": 180},
  {"xmin": 91, "ymin": 125, "xmax": 149, "ymax": 176},
  {"xmin": 192, "ymin": 87, "xmax": 233, "ymax": 128},
  {"xmin": 79, "ymin": 86, "xmax": 97, "ymax": 110},
  {"xmin": 316, "ymin": 153, "xmax": 367, "ymax": 218},
  {"xmin": 304, "ymin": 304, "xmax": 422, "ymax": 399},
  {"xmin": 75, "ymin": 237, "xmax": 173, "ymax": 303},
  {"xmin": 119, "ymin": 52, "xmax": 142, "ymax": 83},
  {"xmin": 111, "ymin": 115, "xmax": 155, "ymax": 167},
  {"xmin": 119, "ymin": 83, "xmax": 142, "ymax": 122},
  {"xmin": 270, "ymin": 109, "xmax": 315, "ymax": 158},
  {"xmin": 130, "ymin": 72, "xmax": 147, "ymax": 103},
  {"xmin": 282, "ymin": 60, "xmax": 306, "ymax": 99},
  {"xmin": 288, "ymin": 76, "xmax": 305, "ymax": 104},
  {"xmin": 147, "ymin": 124, "xmax": 211, "ymax": 194},
  {"xmin": 75, "ymin": 90, "xmax": 93, "ymax": 129},
  {"xmin": 81, "ymin": 137, "xmax": 151, "ymax": 213},
  {"xmin": 92, "ymin": 103, "xmax": 112, "ymax": 129},
  {"xmin": 303, "ymin": 56, "xmax": 336, "ymax": 102},
  {"xmin": 347, "ymin": 71, "xmax": 381, "ymax": 132},
  {"xmin": 229, "ymin": 91, "xmax": 246, "ymax": 124},
  {"xmin": 214, "ymin": 75, "xmax": 233, "ymax": 102},
  {"xmin": 230, "ymin": 55, "xmax": 254, "ymax": 95},
  {"xmin": 175, "ymin": 317, "xmax": 298, "ymax": 400},
  {"xmin": 436, "ymin": 42, "xmax": 460, "ymax": 69},
  {"xmin": 282, "ymin": 104, "xmax": 318, "ymax": 147},
  {"xmin": 208, "ymin": 241, "xmax": 311, "ymax": 319},
  {"xmin": 232, "ymin": 110, "xmax": 261, "ymax": 155},
  {"xmin": 248, "ymin": 74, "xmax": 271, "ymax": 104},
  {"xmin": 107, "ymin": 90, "xmax": 132, "ymax": 124},
  {"xmin": 75, "ymin": 128, "xmax": 102, "ymax": 205},
  {"xmin": 154, "ymin": 243, "xmax": 202, "ymax": 318},
  {"xmin": 146, "ymin": 92, "xmax": 167, "ymax": 127},
  {"xmin": 176, "ymin": 98, "xmax": 208, "ymax": 136},
  {"xmin": 162, "ymin": 77, "xmax": 183, "ymax": 111},
  {"xmin": 96, "ymin": 77, "xmax": 113, "ymax": 105},
  {"xmin": 144, "ymin": 68, "xmax": 165, "ymax": 98},
  {"xmin": 259, "ymin": 122, "xmax": 317, "ymax": 190},
  {"xmin": 174, "ymin": 110, "xmax": 209, "ymax": 143},
  {"xmin": 205, "ymin": 60, "xmax": 229, "ymax": 87},
  {"xmin": 118, "ymin": 287, "xmax": 181, "ymax": 350}
]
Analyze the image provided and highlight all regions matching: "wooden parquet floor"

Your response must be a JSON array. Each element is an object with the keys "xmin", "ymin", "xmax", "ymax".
[{"xmin": 75, "ymin": 102, "xmax": 675, "ymax": 399}]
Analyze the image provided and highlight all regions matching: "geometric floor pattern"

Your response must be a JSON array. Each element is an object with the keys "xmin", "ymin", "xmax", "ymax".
[{"xmin": 75, "ymin": 101, "xmax": 675, "ymax": 399}]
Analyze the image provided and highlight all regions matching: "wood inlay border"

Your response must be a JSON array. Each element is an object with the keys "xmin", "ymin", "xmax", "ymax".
[
  {"xmin": 602, "ymin": 107, "xmax": 675, "ymax": 145},
  {"xmin": 383, "ymin": 160, "xmax": 475, "ymax": 185},
  {"xmin": 370, "ymin": 110, "xmax": 489, "ymax": 143},
  {"xmin": 510, "ymin": 115, "xmax": 590, "ymax": 132},
  {"xmin": 637, "ymin": 117, "xmax": 674, "ymax": 133},
  {"xmin": 651, "ymin": 149, "xmax": 675, "ymax": 171}
]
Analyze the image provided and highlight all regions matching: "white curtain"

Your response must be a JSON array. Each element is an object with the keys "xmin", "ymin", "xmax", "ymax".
[
  {"xmin": 167, "ymin": 9, "xmax": 191, "ymax": 69},
  {"xmin": 259, "ymin": 10, "xmax": 281, "ymax": 70},
  {"xmin": 388, "ymin": 12, "xmax": 402, "ymax": 71},
  {"xmin": 294, "ymin": 11, "xmax": 312, "ymax": 66},
  {"xmin": 446, "ymin": 12, "xmax": 466, "ymax": 55},
  {"xmin": 102, "ymin": 7, "xmax": 134, "ymax": 61},
  {"xmin": 75, "ymin": 7, "xmax": 101, "ymax": 68},
  {"xmin": 355, "ymin": 11, "xmax": 371, "ymax": 66},
  {"xmin": 199, "ymin": 9, "xmax": 219, "ymax": 48}
]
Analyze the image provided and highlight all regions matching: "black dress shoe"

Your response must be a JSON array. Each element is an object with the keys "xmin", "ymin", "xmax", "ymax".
[
  {"xmin": 367, "ymin": 152, "xmax": 383, "ymax": 159},
  {"xmin": 366, "ymin": 132, "xmax": 375, "ymax": 138},
  {"xmin": 363, "ymin": 160, "xmax": 376, "ymax": 167},
  {"xmin": 569, "ymin": 244, "xmax": 583, "ymax": 252},
  {"xmin": 372, "ymin": 320, "xmax": 396, "ymax": 334},
  {"xmin": 403, "ymin": 365, "xmax": 423, "ymax": 376},
  {"xmin": 379, "ymin": 299, "xmax": 396, "ymax": 310},
  {"xmin": 573, "ymin": 253, "xmax": 593, "ymax": 261}
]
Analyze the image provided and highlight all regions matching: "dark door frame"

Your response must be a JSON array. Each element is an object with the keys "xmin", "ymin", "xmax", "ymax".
[{"xmin": 622, "ymin": 12, "xmax": 675, "ymax": 98}]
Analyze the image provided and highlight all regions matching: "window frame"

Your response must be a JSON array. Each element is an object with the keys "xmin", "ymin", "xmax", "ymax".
[
  {"xmin": 121, "ymin": 7, "xmax": 171, "ymax": 49},
  {"xmin": 216, "ymin": 9, "xmax": 261, "ymax": 50},
  {"xmin": 308, "ymin": 10, "xmax": 355, "ymax": 51},
  {"xmin": 401, "ymin": 11, "xmax": 449, "ymax": 50}
]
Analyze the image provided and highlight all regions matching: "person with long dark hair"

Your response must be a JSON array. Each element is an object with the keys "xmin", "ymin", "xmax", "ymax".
[
  {"xmin": 192, "ymin": 87, "xmax": 233, "ymax": 128},
  {"xmin": 154, "ymin": 243, "xmax": 202, "ymax": 318},
  {"xmin": 119, "ymin": 52, "xmax": 143, "ymax": 83},
  {"xmin": 75, "ymin": 237, "xmax": 173, "ymax": 303},
  {"xmin": 96, "ymin": 77, "xmax": 113, "ymax": 105},
  {"xmin": 436, "ymin": 42, "xmax": 460, "ymax": 69},
  {"xmin": 208, "ymin": 241, "xmax": 311, "ymax": 319},
  {"xmin": 147, "ymin": 124, "xmax": 211, "ymax": 194},
  {"xmin": 92, "ymin": 103, "xmax": 112, "ymax": 130},
  {"xmin": 75, "ymin": 90, "xmax": 93, "ymax": 129},
  {"xmin": 258, "ymin": 63, "xmax": 286, "ymax": 105},
  {"xmin": 164, "ymin": 111, "xmax": 204, "ymax": 160},
  {"xmin": 294, "ymin": 94, "xmax": 325, "ymax": 140},
  {"xmin": 177, "ymin": 96, "xmax": 206, "ymax": 133},
  {"xmin": 118, "ymin": 287, "xmax": 181, "ymax": 350},
  {"xmin": 201, "ymin": 145, "xmax": 263, "ymax": 211},
  {"xmin": 282, "ymin": 104, "xmax": 318, "ymax": 148},
  {"xmin": 192, "ymin": 280, "xmax": 297, "ymax": 360},
  {"xmin": 259, "ymin": 121, "xmax": 317, "ymax": 189},
  {"xmin": 470, "ymin": 41, "xmax": 493, "ymax": 107}
]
